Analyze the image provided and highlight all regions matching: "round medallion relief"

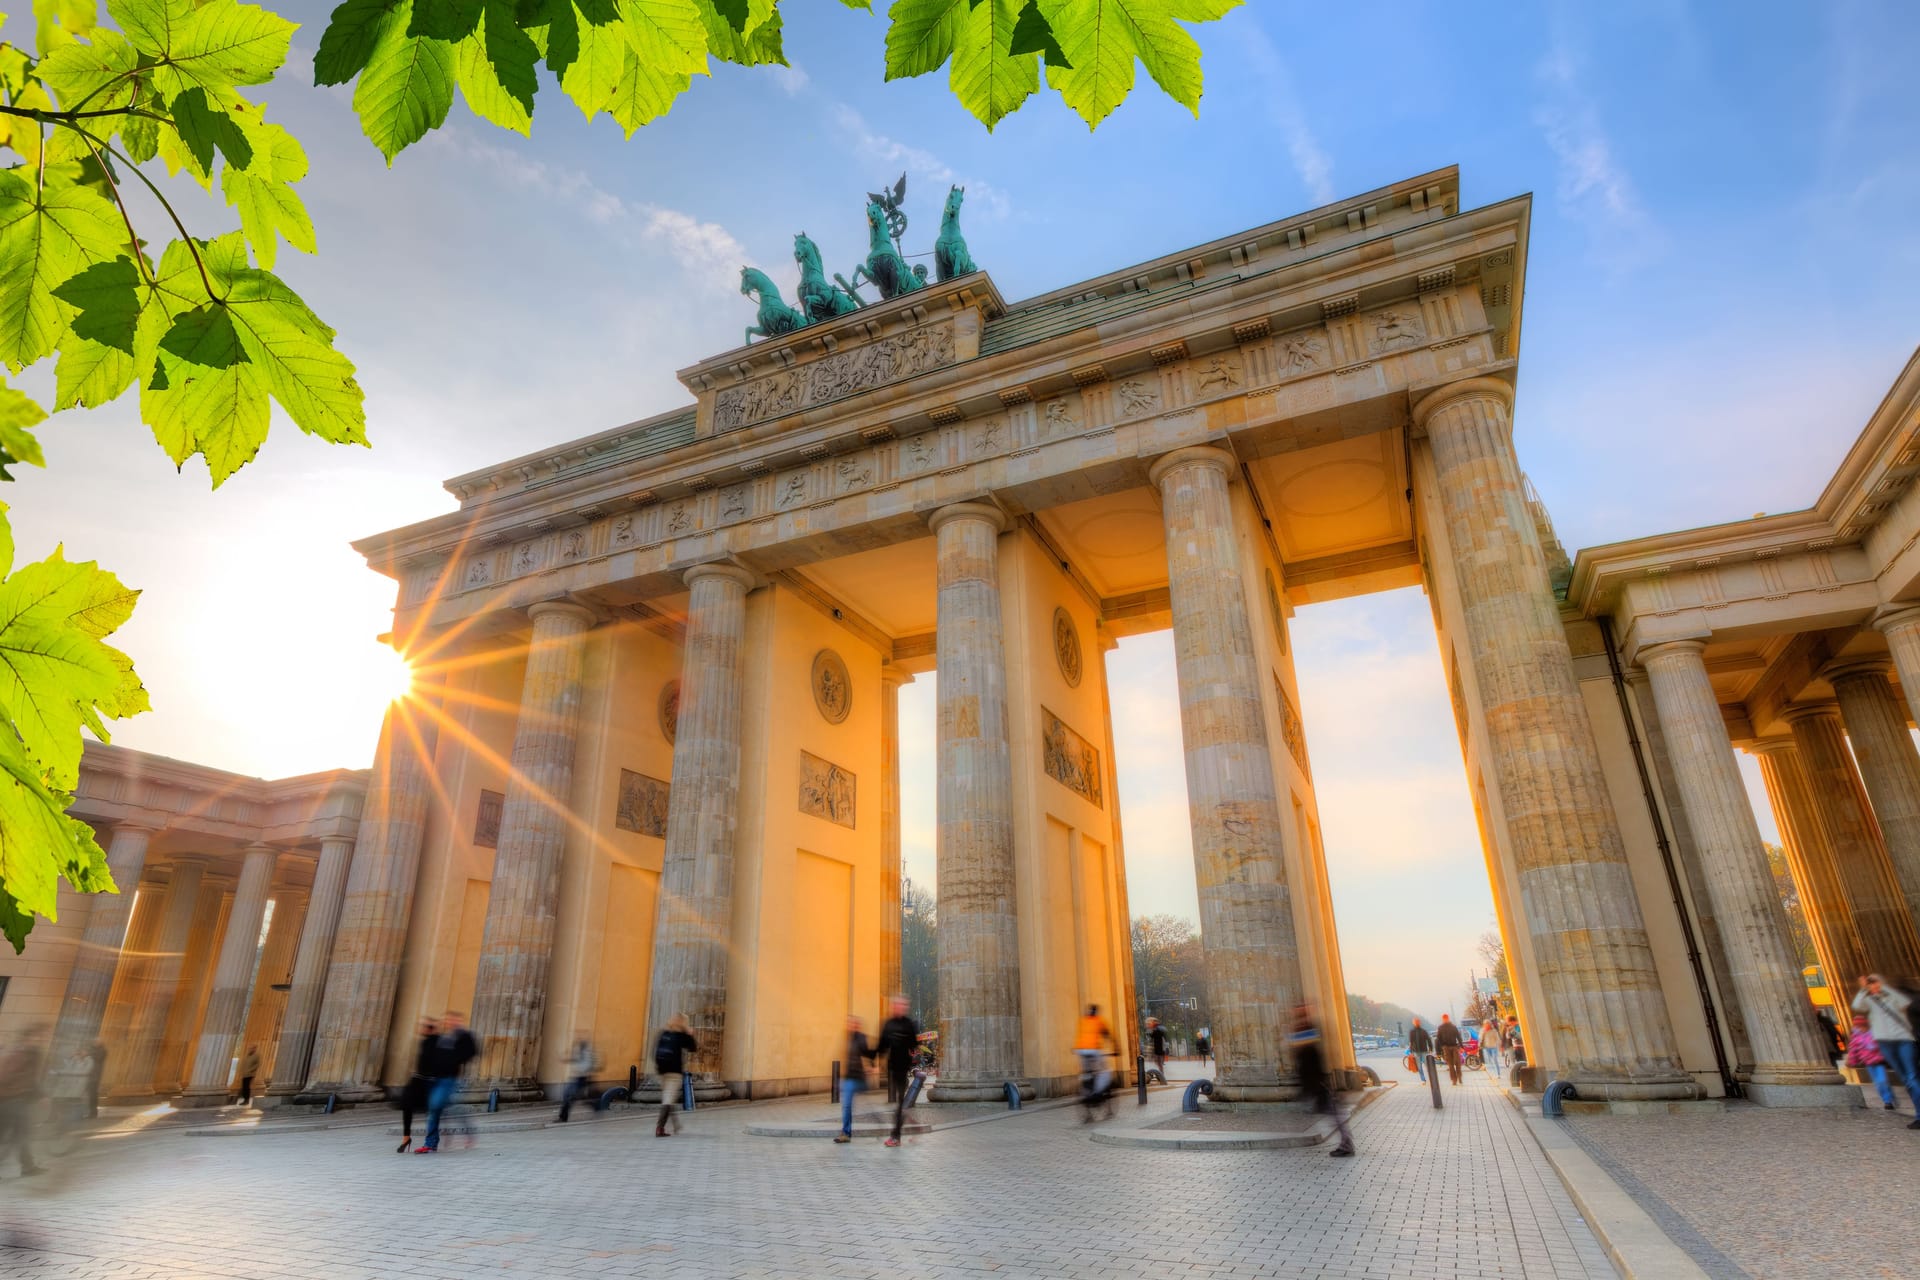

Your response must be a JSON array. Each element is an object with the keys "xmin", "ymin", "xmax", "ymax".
[
  {"xmin": 1053, "ymin": 607, "xmax": 1083, "ymax": 687},
  {"xmin": 812, "ymin": 649, "xmax": 852, "ymax": 724},
  {"xmin": 658, "ymin": 680, "xmax": 680, "ymax": 744}
]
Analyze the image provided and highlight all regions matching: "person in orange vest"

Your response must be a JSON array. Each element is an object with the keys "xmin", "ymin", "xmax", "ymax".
[{"xmin": 1075, "ymin": 1004, "xmax": 1115, "ymax": 1122}]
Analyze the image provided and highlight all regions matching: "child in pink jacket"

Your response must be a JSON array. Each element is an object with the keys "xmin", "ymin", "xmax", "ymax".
[{"xmin": 1847, "ymin": 1013, "xmax": 1895, "ymax": 1109}]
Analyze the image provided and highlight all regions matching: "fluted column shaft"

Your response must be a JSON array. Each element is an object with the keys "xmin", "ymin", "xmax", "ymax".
[
  {"xmin": 1750, "ymin": 739, "xmax": 1868, "ymax": 1003},
  {"xmin": 926, "ymin": 505, "xmax": 1027, "ymax": 1101},
  {"xmin": 180, "ymin": 845, "xmax": 278, "ymax": 1104},
  {"xmin": 265, "ymin": 835, "xmax": 355, "ymax": 1098},
  {"xmin": 880, "ymin": 664, "xmax": 911, "ymax": 1004},
  {"xmin": 1640, "ymin": 643, "xmax": 1842, "ymax": 1093},
  {"xmin": 1150, "ymin": 449, "xmax": 1301, "ymax": 1100},
  {"xmin": 1827, "ymin": 660, "xmax": 1920, "ymax": 941},
  {"xmin": 1784, "ymin": 705, "xmax": 1920, "ymax": 975},
  {"xmin": 645, "ymin": 565, "xmax": 754, "ymax": 1096},
  {"xmin": 116, "ymin": 858, "xmax": 206, "ymax": 1094},
  {"xmin": 470, "ymin": 601, "xmax": 597, "ymax": 1095},
  {"xmin": 241, "ymin": 889, "xmax": 306, "ymax": 1083},
  {"xmin": 299, "ymin": 679, "xmax": 442, "ymax": 1103},
  {"xmin": 52, "ymin": 824, "xmax": 156, "ymax": 1062},
  {"xmin": 1415, "ymin": 379, "xmax": 1694, "ymax": 1098}
]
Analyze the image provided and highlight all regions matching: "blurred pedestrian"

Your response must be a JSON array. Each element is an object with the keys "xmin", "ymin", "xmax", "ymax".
[
  {"xmin": 652, "ymin": 1013, "xmax": 698, "ymax": 1138},
  {"xmin": 1146, "ymin": 1017, "xmax": 1169, "ymax": 1079},
  {"xmin": 84, "ymin": 1041, "xmax": 107, "ymax": 1119},
  {"xmin": 1435, "ymin": 1015, "xmax": 1463, "ymax": 1085},
  {"xmin": 835, "ymin": 1016, "xmax": 874, "ymax": 1143},
  {"xmin": 396, "ymin": 1017, "xmax": 438, "ymax": 1153},
  {"xmin": 1289, "ymin": 1006, "xmax": 1353, "ymax": 1157},
  {"xmin": 1852, "ymin": 974, "xmax": 1920, "ymax": 1127},
  {"xmin": 1506, "ymin": 1015, "xmax": 1526, "ymax": 1068},
  {"xmin": 1075, "ymin": 1004, "xmax": 1115, "ymax": 1122},
  {"xmin": 1195, "ymin": 1030, "xmax": 1211, "ymax": 1066},
  {"xmin": 1815, "ymin": 1007, "xmax": 1846, "ymax": 1067},
  {"xmin": 1847, "ymin": 1013, "xmax": 1895, "ymax": 1109},
  {"xmin": 876, "ymin": 995, "xmax": 919, "ymax": 1148},
  {"xmin": 415, "ymin": 1010, "xmax": 479, "ymax": 1154},
  {"xmin": 1479, "ymin": 1015, "xmax": 1502, "ymax": 1077},
  {"xmin": 0, "ymin": 1029, "xmax": 47, "ymax": 1177},
  {"xmin": 1407, "ymin": 1018, "xmax": 1433, "ymax": 1082},
  {"xmin": 236, "ymin": 1044, "xmax": 262, "ymax": 1104},
  {"xmin": 557, "ymin": 1031, "xmax": 597, "ymax": 1123}
]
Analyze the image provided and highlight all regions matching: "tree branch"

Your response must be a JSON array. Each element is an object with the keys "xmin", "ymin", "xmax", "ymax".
[{"xmin": 68, "ymin": 124, "xmax": 221, "ymax": 302}]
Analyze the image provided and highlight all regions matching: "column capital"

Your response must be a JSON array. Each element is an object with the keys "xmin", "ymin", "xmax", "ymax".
[
  {"xmin": 525, "ymin": 599, "xmax": 598, "ymax": 629},
  {"xmin": 111, "ymin": 820, "xmax": 161, "ymax": 837},
  {"xmin": 1637, "ymin": 638, "xmax": 1709, "ymax": 667},
  {"xmin": 1147, "ymin": 445, "xmax": 1235, "ymax": 488},
  {"xmin": 1747, "ymin": 735, "xmax": 1799, "ymax": 758},
  {"xmin": 1781, "ymin": 700, "xmax": 1843, "ymax": 727},
  {"xmin": 879, "ymin": 662, "xmax": 915, "ymax": 689},
  {"xmin": 681, "ymin": 562, "xmax": 757, "ymax": 593},
  {"xmin": 1822, "ymin": 656, "xmax": 1893, "ymax": 687},
  {"xmin": 927, "ymin": 501, "xmax": 1008, "ymax": 537},
  {"xmin": 1872, "ymin": 603, "xmax": 1920, "ymax": 636},
  {"xmin": 1411, "ymin": 376, "xmax": 1516, "ymax": 430}
]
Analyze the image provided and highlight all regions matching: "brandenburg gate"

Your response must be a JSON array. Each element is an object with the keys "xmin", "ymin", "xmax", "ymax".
[{"xmin": 29, "ymin": 165, "xmax": 1920, "ymax": 1113}]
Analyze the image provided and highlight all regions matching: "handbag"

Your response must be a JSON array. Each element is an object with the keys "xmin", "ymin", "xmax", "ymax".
[{"xmin": 1403, "ymin": 1053, "xmax": 1418, "ymax": 1073}]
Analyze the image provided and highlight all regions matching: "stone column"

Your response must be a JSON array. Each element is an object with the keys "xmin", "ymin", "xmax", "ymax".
[
  {"xmin": 1826, "ymin": 659, "xmax": 1920, "ymax": 940},
  {"xmin": 179, "ymin": 844, "xmax": 278, "ymax": 1106},
  {"xmin": 469, "ymin": 600, "xmax": 596, "ymax": 1098},
  {"xmin": 1750, "ymin": 738, "xmax": 1870, "ymax": 1005},
  {"xmin": 298, "ymin": 682, "xmax": 443, "ymax": 1104},
  {"xmin": 1414, "ymin": 379, "xmax": 1696, "ymax": 1099},
  {"xmin": 52, "ymin": 823, "xmax": 157, "ymax": 1062},
  {"xmin": 1873, "ymin": 605, "xmax": 1920, "ymax": 725},
  {"xmin": 925, "ymin": 504, "xmax": 1028, "ymax": 1102},
  {"xmin": 264, "ymin": 835, "xmax": 356, "ymax": 1101},
  {"xmin": 1148, "ymin": 449, "xmax": 1301, "ymax": 1100},
  {"xmin": 1639, "ymin": 642, "xmax": 1851, "ymax": 1104},
  {"xmin": 1783, "ymin": 704, "xmax": 1920, "ymax": 975},
  {"xmin": 644, "ymin": 565, "xmax": 754, "ymax": 1098},
  {"xmin": 879, "ymin": 663, "xmax": 911, "ymax": 1005},
  {"xmin": 115, "ymin": 857, "xmax": 206, "ymax": 1095}
]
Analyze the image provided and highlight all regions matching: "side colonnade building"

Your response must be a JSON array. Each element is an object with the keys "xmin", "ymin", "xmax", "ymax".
[{"xmin": 6, "ymin": 168, "xmax": 1919, "ymax": 1114}]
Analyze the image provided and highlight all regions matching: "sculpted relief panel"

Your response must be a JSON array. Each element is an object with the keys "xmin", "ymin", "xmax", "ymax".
[
  {"xmin": 799, "ymin": 750, "xmax": 856, "ymax": 828},
  {"xmin": 616, "ymin": 770, "xmax": 671, "ymax": 838},
  {"xmin": 713, "ymin": 322, "xmax": 958, "ymax": 431},
  {"xmin": 1042, "ymin": 707, "xmax": 1103, "ymax": 808}
]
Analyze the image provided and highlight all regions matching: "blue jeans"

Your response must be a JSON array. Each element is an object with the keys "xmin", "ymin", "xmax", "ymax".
[
  {"xmin": 1879, "ymin": 1039, "xmax": 1920, "ymax": 1111},
  {"xmin": 424, "ymin": 1076, "xmax": 459, "ymax": 1149},
  {"xmin": 1866, "ymin": 1063, "xmax": 1894, "ymax": 1107},
  {"xmin": 1482, "ymin": 1043, "xmax": 1500, "ymax": 1076},
  {"xmin": 839, "ymin": 1077, "xmax": 866, "ymax": 1135},
  {"xmin": 1413, "ymin": 1052, "xmax": 1426, "ymax": 1081}
]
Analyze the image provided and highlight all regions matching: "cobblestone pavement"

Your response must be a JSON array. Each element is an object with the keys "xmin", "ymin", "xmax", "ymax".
[
  {"xmin": 0, "ymin": 1063, "xmax": 1614, "ymax": 1280},
  {"xmin": 1564, "ymin": 1101, "xmax": 1920, "ymax": 1279}
]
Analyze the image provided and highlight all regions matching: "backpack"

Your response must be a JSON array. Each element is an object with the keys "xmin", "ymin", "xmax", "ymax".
[{"xmin": 653, "ymin": 1031, "xmax": 681, "ymax": 1073}]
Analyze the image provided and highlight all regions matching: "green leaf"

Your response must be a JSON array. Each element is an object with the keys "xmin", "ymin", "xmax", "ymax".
[
  {"xmin": 605, "ymin": 40, "xmax": 690, "ymax": 133},
  {"xmin": 313, "ymin": 0, "xmax": 403, "ymax": 86},
  {"xmin": 51, "ymin": 257, "xmax": 140, "ymax": 351},
  {"xmin": 103, "ymin": 0, "xmax": 192, "ymax": 57},
  {"xmin": 1037, "ymin": 0, "xmax": 1236, "ymax": 127},
  {"xmin": 615, "ymin": 0, "xmax": 706, "ymax": 77},
  {"xmin": 34, "ymin": 28, "xmax": 141, "ymax": 111},
  {"xmin": 1006, "ymin": 0, "xmax": 1068, "ymax": 67},
  {"xmin": 454, "ymin": 0, "xmax": 538, "ymax": 132},
  {"xmin": 147, "ymin": 0, "xmax": 297, "ymax": 102},
  {"xmin": 409, "ymin": 0, "xmax": 481, "ymax": 40},
  {"xmin": 171, "ymin": 86, "xmax": 257, "ymax": 180},
  {"xmin": 884, "ymin": 0, "xmax": 967, "ymax": 80},
  {"xmin": 0, "ymin": 169, "xmax": 131, "ymax": 373},
  {"xmin": 220, "ymin": 119, "xmax": 315, "ymax": 268},
  {"xmin": 145, "ymin": 304, "xmax": 270, "ymax": 484},
  {"xmin": 352, "ymin": 0, "xmax": 457, "ymax": 161},
  {"xmin": 0, "ymin": 722, "xmax": 109, "ymax": 949},
  {"xmin": 0, "ymin": 377, "xmax": 47, "ymax": 481},
  {"xmin": 949, "ymin": 0, "xmax": 1036, "ymax": 129},
  {"xmin": 698, "ymin": 0, "xmax": 781, "ymax": 66},
  {"xmin": 34, "ymin": 0, "xmax": 97, "ymax": 50},
  {"xmin": 0, "ymin": 547, "xmax": 135, "ymax": 788},
  {"xmin": 209, "ymin": 238, "xmax": 367, "ymax": 447},
  {"xmin": 708, "ymin": 0, "xmax": 746, "ymax": 31},
  {"xmin": 555, "ymin": 0, "xmax": 627, "ymax": 119},
  {"xmin": 53, "ymin": 328, "xmax": 135, "ymax": 408}
]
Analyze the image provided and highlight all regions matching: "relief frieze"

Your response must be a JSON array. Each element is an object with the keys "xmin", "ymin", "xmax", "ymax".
[
  {"xmin": 799, "ymin": 750, "xmax": 856, "ymax": 828},
  {"xmin": 1041, "ymin": 707, "xmax": 1103, "ymax": 807},
  {"xmin": 615, "ymin": 769, "xmax": 670, "ymax": 838},
  {"xmin": 713, "ymin": 322, "xmax": 958, "ymax": 431}
]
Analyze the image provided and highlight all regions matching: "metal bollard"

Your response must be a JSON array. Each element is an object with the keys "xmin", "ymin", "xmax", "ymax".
[
  {"xmin": 629, "ymin": 1065, "xmax": 639, "ymax": 1096},
  {"xmin": 488, "ymin": 1087, "xmax": 500, "ymax": 1113},
  {"xmin": 683, "ymin": 1074, "xmax": 695, "ymax": 1113},
  {"xmin": 324, "ymin": 1093, "xmax": 336, "ymax": 1114},
  {"xmin": 830, "ymin": 1059, "xmax": 841, "ymax": 1101},
  {"xmin": 1136, "ymin": 1053, "xmax": 1148, "ymax": 1105},
  {"xmin": 1426, "ymin": 1055, "xmax": 1442, "ymax": 1109},
  {"xmin": 1542, "ymin": 1079, "xmax": 1578, "ymax": 1117},
  {"xmin": 1005, "ymin": 1080, "xmax": 1022, "ymax": 1110},
  {"xmin": 904, "ymin": 1071, "xmax": 926, "ymax": 1109}
]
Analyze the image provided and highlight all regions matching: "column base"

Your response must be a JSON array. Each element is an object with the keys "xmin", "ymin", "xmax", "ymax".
[
  {"xmin": 1558, "ymin": 1070, "xmax": 1702, "ymax": 1102},
  {"xmin": 928, "ymin": 1078, "xmax": 1033, "ymax": 1103},
  {"xmin": 459, "ymin": 1079, "xmax": 549, "ymax": 1105},
  {"xmin": 173, "ymin": 1090, "xmax": 245, "ymax": 1110},
  {"xmin": 1742, "ymin": 1081, "xmax": 1863, "ymax": 1109},
  {"xmin": 1208, "ymin": 1081, "xmax": 1302, "ymax": 1103},
  {"xmin": 290, "ymin": 1082, "xmax": 390, "ymax": 1107}
]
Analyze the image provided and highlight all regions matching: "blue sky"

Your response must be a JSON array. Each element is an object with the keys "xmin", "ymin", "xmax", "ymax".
[{"xmin": 8, "ymin": 1, "xmax": 1917, "ymax": 1018}]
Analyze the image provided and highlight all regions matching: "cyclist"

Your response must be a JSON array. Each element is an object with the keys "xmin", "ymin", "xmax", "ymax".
[{"xmin": 1075, "ymin": 1004, "xmax": 1116, "ymax": 1122}]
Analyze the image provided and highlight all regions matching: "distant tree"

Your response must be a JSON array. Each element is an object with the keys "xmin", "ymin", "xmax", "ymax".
[
  {"xmin": 1765, "ymin": 843, "xmax": 1818, "ymax": 970},
  {"xmin": 1477, "ymin": 927, "xmax": 1512, "ymax": 1011},
  {"xmin": 1132, "ymin": 914, "xmax": 1208, "ymax": 1041},
  {"xmin": 902, "ymin": 881, "xmax": 939, "ymax": 1030}
]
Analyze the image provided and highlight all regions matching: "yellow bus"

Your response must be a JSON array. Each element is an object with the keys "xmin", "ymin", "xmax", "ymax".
[{"xmin": 1803, "ymin": 965, "xmax": 1834, "ymax": 1010}]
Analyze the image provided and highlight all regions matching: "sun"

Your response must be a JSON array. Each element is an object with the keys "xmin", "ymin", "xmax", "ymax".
[{"xmin": 369, "ymin": 644, "xmax": 416, "ymax": 707}]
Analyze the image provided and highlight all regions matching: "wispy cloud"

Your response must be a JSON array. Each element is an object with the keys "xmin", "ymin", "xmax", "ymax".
[
  {"xmin": 426, "ymin": 128, "xmax": 748, "ymax": 291},
  {"xmin": 1533, "ymin": 37, "xmax": 1663, "ymax": 269},
  {"xmin": 767, "ymin": 62, "xmax": 809, "ymax": 96},
  {"xmin": 831, "ymin": 105, "xmax": 1010, "ymax": 219},
  {"xmin": 1239, "ymin": 28, "xmax": 1335, "ymax": 205}
]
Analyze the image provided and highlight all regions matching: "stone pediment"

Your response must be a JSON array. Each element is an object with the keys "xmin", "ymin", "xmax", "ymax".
[{"xmin": 678, "ymin": 274, "xmax": 1004, "ymax": 439}]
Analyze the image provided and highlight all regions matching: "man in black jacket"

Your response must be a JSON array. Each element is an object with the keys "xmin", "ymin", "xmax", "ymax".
[
  {"xmin": 1407, "ymin": 1018, "xmax": 1433, "ymax": 1083},
  {"xmin": 1435, "ymin": 1014, "xmax": 1464, "ymax": 1085},
  {"xmin": 1289, "ymin": 1006, "xmax": 1353, "ymax": 1157},
  {"xmin": 416, "ymin": 1010, "xmax": 479, "ymax": 1154},
  {"xmin": 875, "ymin": 996, "xmax": 919, "ymax": 1148},
  {"xmin": 653, "ymin": 1014, "xmax": 698, "ymax": 1137}
]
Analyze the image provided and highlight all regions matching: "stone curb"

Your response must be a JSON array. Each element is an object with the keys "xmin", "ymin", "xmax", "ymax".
[
  {"xmin": 1524, "ymin": 1115, "xmax": 1709, "ymax": 1280},
  {"xmin": 745, "ymin": 1092, "xmax": 1090, "ymax": 1138},
  {"xmin": 1086, "ymin": 1083, "xmax": 1392, "ymax": 1151}
]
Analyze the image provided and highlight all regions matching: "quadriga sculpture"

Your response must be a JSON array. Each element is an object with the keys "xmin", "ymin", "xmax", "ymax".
[
  {"xmin": 935, "ymin": 185, "xmax": 976, "ymax": 281},
  {"xmin": 740, "ymin": 267, "xmax": 808, "ymax": 344},
  {"xmin": 848, "ymin": 199, "xmax": 927, "ymax": 300},
  {"xmin": 794, "ymin": 232, "xmax": 863, "ymax": 323}
]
